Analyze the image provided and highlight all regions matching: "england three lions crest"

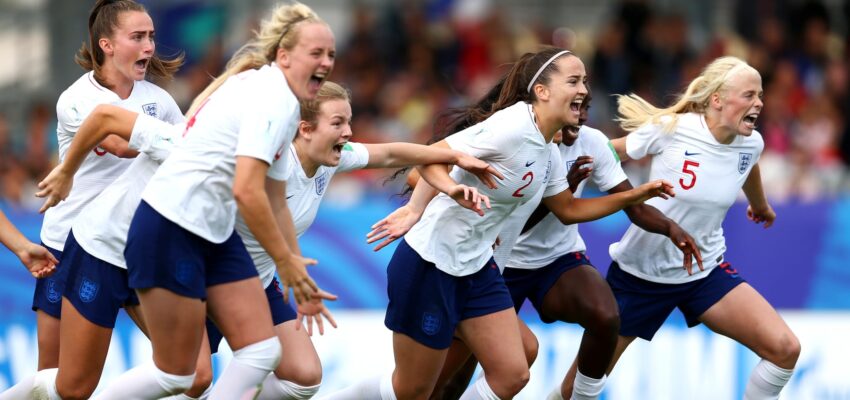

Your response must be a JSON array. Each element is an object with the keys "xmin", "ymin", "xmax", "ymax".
[
  {"xmin": 142, "ymin": 103, "xmax": 159, "ymax": 118},
  {"xmin": 738, "ymin": 152, "xmax": 753, "ymax": 174},
  {"xmin": 315, "ymin": 172, "xmax": 328, "ymax": 196}
]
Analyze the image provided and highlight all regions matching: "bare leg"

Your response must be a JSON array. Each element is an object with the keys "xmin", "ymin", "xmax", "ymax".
[
  {"xmin": 36, "ymin": 311, "xmax": 60, "ymax": 370},
  {"xmin": 54, "ymin": 298, "xmax": 113, "ymax": 400},
  {"xmin": 457, "ymin": 308, "xmax": 529, "ymax": 399},
  {"xmin": 391, "ymin": 333, "xmax": 448, "ymax": 400}
]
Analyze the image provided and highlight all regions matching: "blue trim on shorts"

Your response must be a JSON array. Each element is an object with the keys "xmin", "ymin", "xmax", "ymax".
[
  {"xmin": 207, "ymin": 277, "xmax": 295, "ymax": 353},
  {"xmin": 503, "ymin": 251, "xmax": 592, "ymax": 323},
  {"xmin": 31, "ymin": 243, "xmax": 66, "ymax": 317},
  {"xmin": 606, "ymin": 261, "xmax": 745, "ymax": 341},
  {"xmin": 61, "ymin": 230, "xmax": 139, "ymax": 329},
  {"xmin": 125, "ymin": 201, "xmax": 258, "ymax": 299},
  {"xmin": 384, "ymin": 239, "xmax": 514, "ymax": 350}
]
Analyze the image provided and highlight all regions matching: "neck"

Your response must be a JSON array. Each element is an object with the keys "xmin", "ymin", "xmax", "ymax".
[
  {"xmin": 704, "ymin": 113, "xmax": 737, "ymax": 144},
  {"xmin": 99, "ymin": 68, "xmax": 134, "ymax": 99},
  {"xmin": 293, "ymin": 139, "xmax": 320, "ymax": 177},
  {"xmin": 531, "ymin": 105, "xmax": 560, "ymax": 143}
]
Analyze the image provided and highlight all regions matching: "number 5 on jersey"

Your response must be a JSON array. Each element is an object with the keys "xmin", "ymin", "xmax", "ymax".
[{"xmin": 680, "ymin": 160, "xmax": 699, "ymax": 190}]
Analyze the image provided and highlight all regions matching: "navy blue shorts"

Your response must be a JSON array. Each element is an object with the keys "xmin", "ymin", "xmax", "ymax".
[
  {"xmin": 503, "ymin": 252, "xmax": 592, "ymax": 323},
  {"xmin": 125, "ymin": 201, "xmax": 258, "ymax": 299},
  {"xmin": 606, "ymin": 261, "xmax": 745, "ymax": 341},
  {"xmin": 206, "ymin": 278, "xmax": 295, "ymax": 353},
  {"xmin": 384, "ymin": 239, "xmax": 514, "ymax": 350},
  {"xmin": 61, "ymin": 230, "xmax": 139, "ymax": 329},
  {"xmin": 31, "ymin": 243, "xmax": 67, "ymax": 318}
]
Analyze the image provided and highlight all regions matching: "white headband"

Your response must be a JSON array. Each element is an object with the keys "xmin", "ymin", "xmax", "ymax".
[{"xmin": 526, "ymin": 50, "xmax": 572, "ymax": 93}]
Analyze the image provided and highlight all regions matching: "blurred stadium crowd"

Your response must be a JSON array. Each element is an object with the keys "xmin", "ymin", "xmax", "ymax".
[{"xmin": 1, "ymin": 0, "xmax": 848, "ymax": 210}]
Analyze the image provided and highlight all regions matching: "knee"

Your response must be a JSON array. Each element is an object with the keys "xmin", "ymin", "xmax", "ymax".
[
  {"xmin": 764, "ymin": 331, "xmax": 801, "ymax": 367},
  {"xmin": 56, "ymin": 381, "xmax": 97, "ymax": 400},
  {"xmin": 490, "ymin": 365, "xmax": 530, "ymax": 397},
  {"xmin": 582, "ymin": 301, "xmax": 620, "ymax": 338},
  {"xmin": 279, "ymin": 362, "xmax": 323, "ymax": 387}
]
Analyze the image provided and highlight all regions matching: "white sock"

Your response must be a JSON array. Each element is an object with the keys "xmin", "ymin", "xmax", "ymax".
[
  {"xmin": 570, "ymin": 370, "xmax": 606, "ymax": 400},
  {"xmin": 0, "ymin": 368, "xmax": 59, "ymax": 400},
  {"xmin": 209, "ymin": 337, "xmax": 281, "ymax": 400},
  {"xmin": 161, "ymin": 385, "xmax": 212, "ymax": 400},
  {"xmin": 316, "ymin": 372, "xmax": 395, "ymax": 400},
  {"xmin": 92, "ymin": 363, "xmax": 195, "ymax": 399},
  {"xmin": 255, "ymin": 373, "xmax": 321, "ymax": 400},
  {"xmin": 459, "ymin": 376, "xmax": 500, "ymax": 400},
  {"xmin": 744, "ymin": 359, "xmax": 794, "ymax": 400},
  {"xmin": 545, "ymin": 386, "xmax": 564, "ymax": 400}
]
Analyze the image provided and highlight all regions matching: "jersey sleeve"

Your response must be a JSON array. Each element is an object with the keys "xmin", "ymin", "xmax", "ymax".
[
  {"xmin": 543, "ymin": 146, "xmax": 569, "ymax": 197},
  {"xmin": 159, "ymin": 93, "xmax": 186, "ymax": 125},
  {"xmin": 445, "ymin": 122, "xmax": 520, "ymax": 161},
  {"xmin": 234, "ymin": 97, "xmax": 297, "ymax": 167},
  {"xmin": 587, "ymin": 129, "xmax": 628, "ymax": 191},
  {"xmin": 128, "ymin": 114, "xmax": 182, "ymax": 163},
  {"xmin": 337, "ymin": 142, "xmax": 370, "ymax": 172},
  {"xmin": 625, "ymin": 120, "xmax": 675, "ymax": 160},
  {"xmin": 266, "ymin": 149, "xmax": 292, "ymax": 181}
]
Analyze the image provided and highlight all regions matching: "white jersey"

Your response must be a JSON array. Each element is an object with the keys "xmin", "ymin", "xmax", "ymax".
[
  {"xmin": 609, "ymin": 113, "xmax": 764, "ymax": 283},
  {"xmin": 72, "ymin": 116, "xmax": 184, "ymax": 269},
  {"xmin": 405, "ymin": 102, "xmax": 569, "ymax": 277},
  {"xmin": 237, "ymin": 142, "xmax": 370, "ymax": 287},
  {"xmin": 142, "ymin": 63, "xmax": 298, "ymax": 243},
  {"xmin": 41, "ymin": 72, "xmax": 182, "ymax": 250},
  {"xmin": 506, "ymin": 126, "xmax": 628, "ymax": 269}
]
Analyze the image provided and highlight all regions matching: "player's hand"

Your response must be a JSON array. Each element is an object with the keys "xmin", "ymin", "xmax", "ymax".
[
  {"xmin": 668, "ymin": 225, "xmax": 703, "ymax": 275},
  {"xmin": 633, "ymin": 179, "xmax": 675, "ymax": 203},
  {"xmin": 455, "ymin": 152, "xmax": 504, "ymax": 190},
  {"xmin": 35, "ymin": 164, "xmax": 74, "ymax": 214},
  {"xmin": 17, "ymin": 242, "xmax": 59, "ymax": 279},
  {"xmin": 448, "ymin": 184, "xmax": 491, "ymax": 216},
  {"xmin": 295, "ymin": 289, "xmax": 338, "ymax": 336},
  {"xmin": 747, "ymin": 204, "xmax": 775, "ymax": 228},
  {"xmin": 367, "ymin": 205, "xmax": 422, "ymax": 251},
  {"xmin": 276, "ymin": 254, "xmax": 318, "ymax": 304},
  {"xmin": 567, "ymin": 155, "xmax": 593, "ymax": 193}
]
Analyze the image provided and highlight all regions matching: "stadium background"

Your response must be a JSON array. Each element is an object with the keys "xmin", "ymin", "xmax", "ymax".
[{"xmin": 1, "ymin": 0, "xmax": 849, "ymax": 398}]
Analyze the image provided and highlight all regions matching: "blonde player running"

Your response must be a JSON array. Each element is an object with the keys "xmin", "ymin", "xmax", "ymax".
[
  {"xmin": 603, "ymin": 56, "xmax": 800, "ymax": 400},
  {"xmin": 87, "ymin": 3, "xmax": 334, "ymax": 399},
  {"xmin": 33, "ymin": 0, "xmax": 183, "ymax": 374},
  {"xmin": 325, "ymin": 48, "xmax": 675, "ymax": 400}
]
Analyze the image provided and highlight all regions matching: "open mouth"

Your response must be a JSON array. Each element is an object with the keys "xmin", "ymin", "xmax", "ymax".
[
  {"xmin": 134, "ymin": 58, "xmax": 149, "ymax": 72},
  {"xmin": 569, "ymin": 97, "xmax": 584, "ymax": 113},
  {"xmin": 743, "ymin": 113, "xmax": 759, "ymax": 129},
  {"xmin": 332, "ymin": 142, "xmax": 345, "ymax": 155},
  {"xmin": 308, "ymin": 72, "xmax": 327, "ymax": 92}
]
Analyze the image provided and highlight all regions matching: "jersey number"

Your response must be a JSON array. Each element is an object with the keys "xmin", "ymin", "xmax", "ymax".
[
  {"xmin": 512, "ymin": 171, "xmax": 534, "ymax": 197},
  {"xmin": 679, "ymin": 160, "xmax": 700, "ymax": 190}
]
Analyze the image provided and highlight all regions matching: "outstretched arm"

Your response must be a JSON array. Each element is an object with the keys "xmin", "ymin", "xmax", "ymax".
[
  {"xmin": 607, "ymin": 180, "xmax": 704, "ymax": 274},
  {"xmin": 742, "ymin": 163, "xmax": 775, "ymax": 228},
  {"xmin": 0, "ymin": 211, "xmax": 58, "ymax": 278},
  {"xmin": 35, "ymin": 105, "xmax": 140, "ymax": 212},
  {"xmin": 542, "ymin": 179, "xmax": 675, "ymax": 225},
  {"xmin": 367, "ymin": 174, "xmax": 439, "ymax": 251},
  {"xmin": 362, "ymin": 142, "xmax": 502, "ymax": 189}
]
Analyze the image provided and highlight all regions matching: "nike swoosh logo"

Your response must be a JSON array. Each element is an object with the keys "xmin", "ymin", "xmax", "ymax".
[
  {"xmin": 684, "ymin": 150, "xmax": 701, "ymax": 156},
  {"xmin": 525, "ymin": 161, "xmax": 535, "ymax": 167},
  {"xmin": 286, "ymin": 195, "xmax": 295, "ymax": 199}
]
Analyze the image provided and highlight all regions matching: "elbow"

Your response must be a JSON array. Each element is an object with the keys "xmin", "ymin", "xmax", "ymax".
[{"xmin": 111, "ymin": 146, "xmax": 139, "ymax": 158}]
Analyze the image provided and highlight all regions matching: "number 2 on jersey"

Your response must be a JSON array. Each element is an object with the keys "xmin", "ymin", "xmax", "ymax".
[
  {"xmin": 679, "ymin": 160, "xmax": 699, "ymax": 190},
  {"xmin": 513, "ymin": 171, "xmax": 534, "ymax": 197}
]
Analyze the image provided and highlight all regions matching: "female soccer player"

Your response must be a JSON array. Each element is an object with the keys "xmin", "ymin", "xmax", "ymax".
[
  {"xmin": 324, "ymin": 48, "xmax": 675, "ymax": 400},
  {"xmin": 0, "ymin": 211, "xmax": 57, "ymax": 278},
  {"xmin": 88, "ymin": 3, "xmax": 334, "ymax": 399},
  {"xmin": 603, "ymin": 56, "xmax": 800, "ymax": 400},
  {"xmin": 34, "ymin": 0, "xmax": 183, "ymax": 373}
]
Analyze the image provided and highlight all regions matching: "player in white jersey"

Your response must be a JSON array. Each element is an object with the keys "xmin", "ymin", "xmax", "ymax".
[
  {"xmin": 324, "ymin": 49, "xmax": 675, "ymax": 400},
  {"xmin": 603, "ymin": 57, "xmax": 800, "ymax": 400},
  {"xmin": 87, "ymin": 4, "xmax": 336, "ymax": 399},
  {"xmin": 31, "ymin": 0, "xmax": 184, "ymax": 375},
  {"xmin": 0, "ymin": 211, "xmax": 57, "ymax": 279},
  {"xmin": 423, "ymin": 93, "xmax": 703, "ymax": 400}
]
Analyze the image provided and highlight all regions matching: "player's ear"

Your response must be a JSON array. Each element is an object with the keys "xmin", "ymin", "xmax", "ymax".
[
  {"xmin": 99, "ymin": 37, "xmax": 113, "ymax": 56},
  {"xmin": 297, "ymin": 120, "xmax": 313, "ymax": 139}
]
